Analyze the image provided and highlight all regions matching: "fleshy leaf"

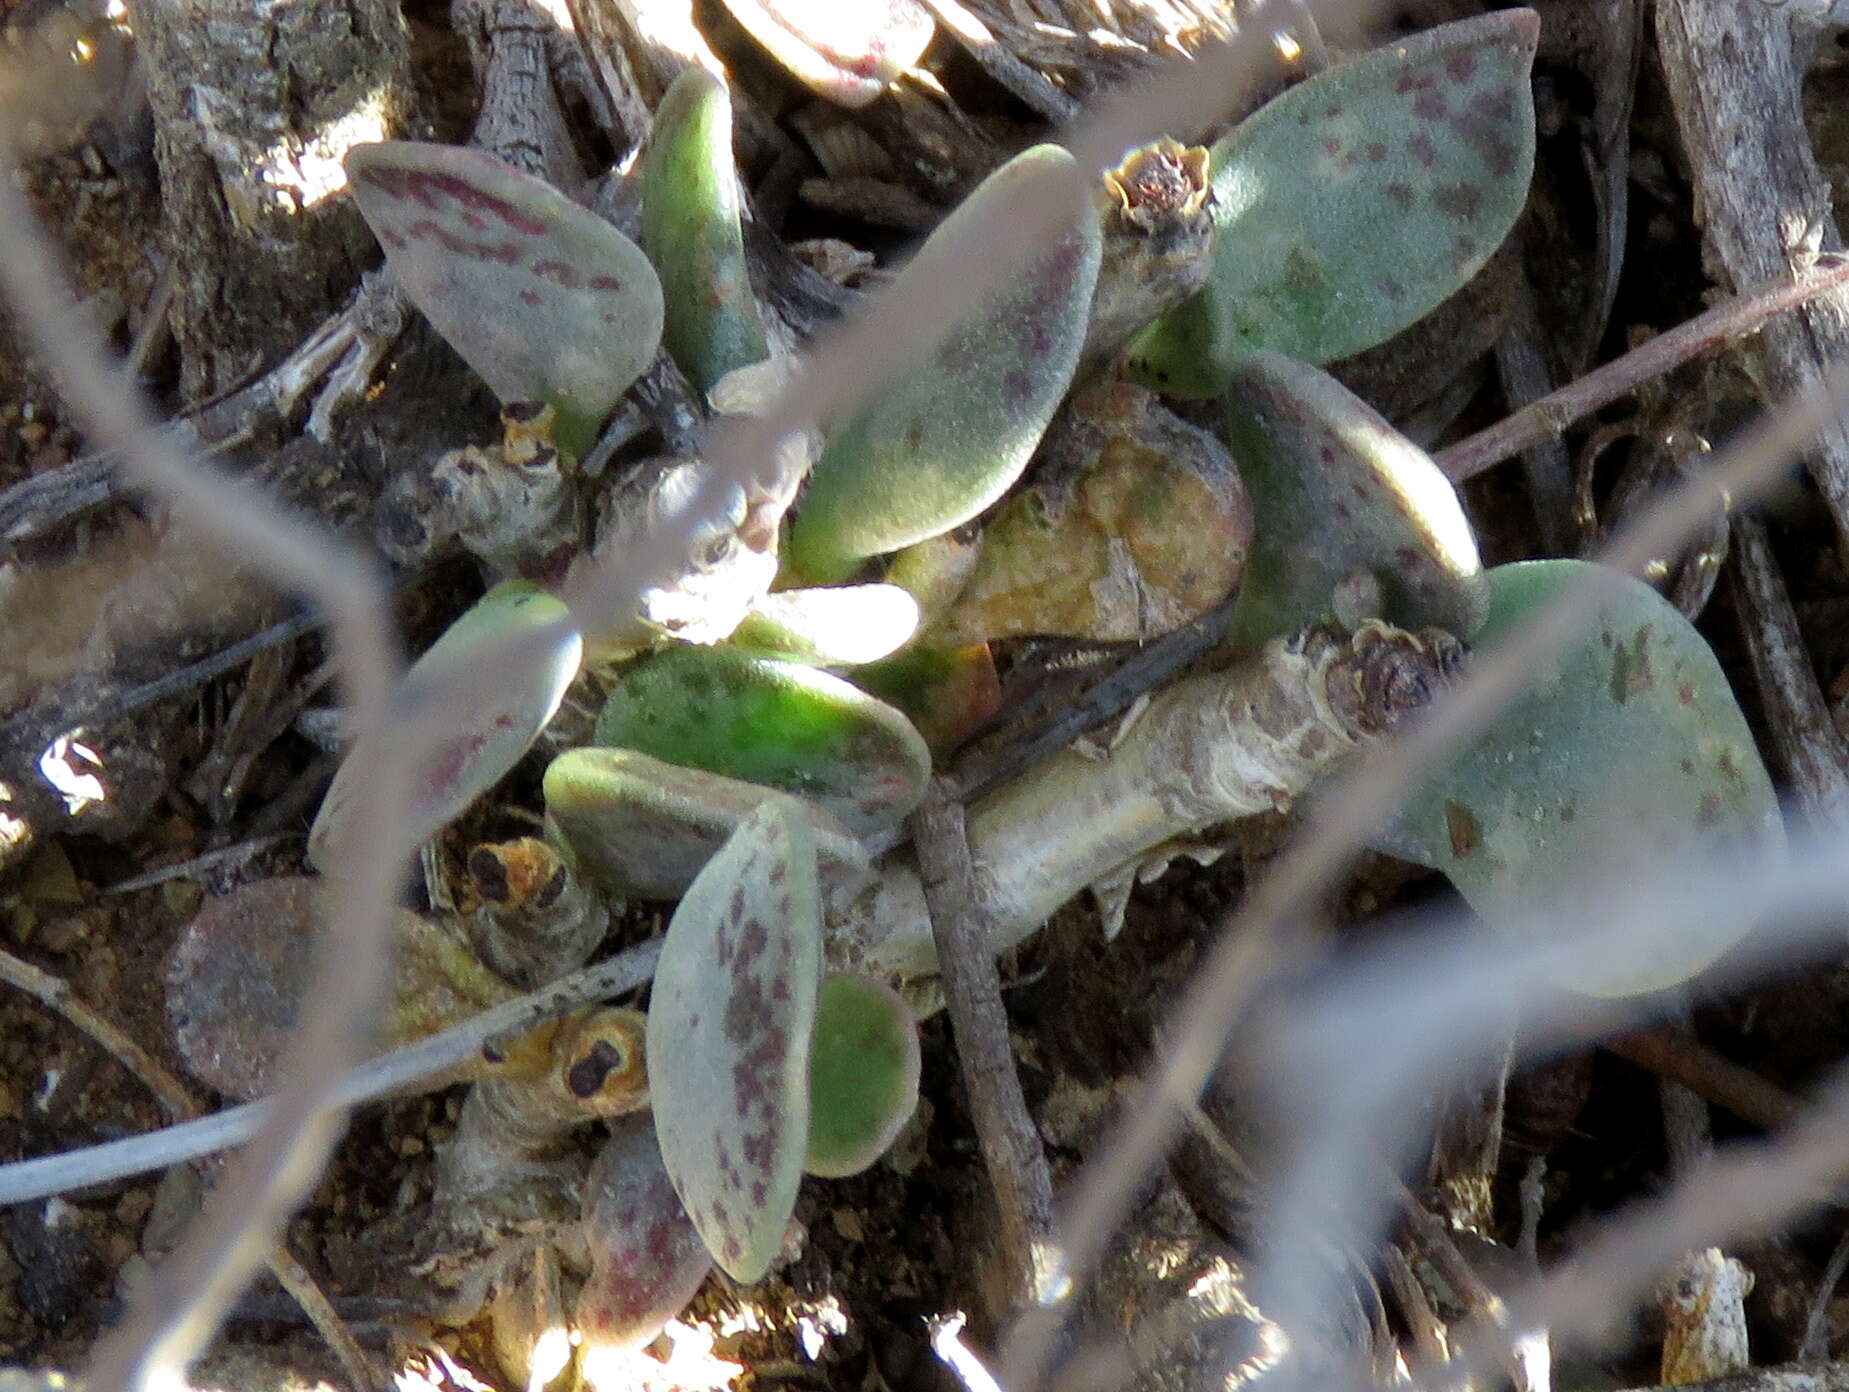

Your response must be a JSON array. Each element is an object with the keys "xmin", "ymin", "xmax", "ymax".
[
  {"xmin": 1220, "ymin": 352, "xmax": 1483, "ymax": 652},
  {"xmin": 851, "ymin": 642, "xmax": 1001, "ymax": 756},
  {"xmin": 642, "ymin": 69, "xmax": 770, "ymax": 393},
  {"xmin": 1380, "ymin": 560, "xmax": 1785, "ymax": 995},
  {"xmin": 575, "ymin": 1114, "xmax": 713, "ymax": 1353},
  {"xmin": 787, "ymin": 145, "xmax": 1104, "ymax": 582},
  {"xmin": 805, "ymin": 974, "xmax": 920, "ymax": 1177},
  {"xmin": 934, "ymin": 381, "xmax": 1250, "ymax": 645},
  {"xmin": 732, "ymin": 584, "xmax": 921, "ymax": 665},
  {"xmin": 718, "ymin": 0, "xmax": 934, "ymax": 107},
  {"xmin": 166, "ymin": 878, "xmax": 514, "ymax": 1100},
  {"xmin": 309, "ymin": 582, "xmax": 583, "ymax": 871},
  {"xmin": 594, "ymin": 646, "xmax": 931, "ymax": 835},
  {"xmin": 543, "ymin": 746, "xmax": 869, "ymax": 899},
  {"xmin": 1126, "ymin": 10, "xmax": 1538, "ymax": 397},
  {"xmin": 647, "ymin": 802, "xmax": 821, "ymax": 1283},
  {"xmin": 344, "ymin": 141, "xmax": 664, "ymax": 452}
]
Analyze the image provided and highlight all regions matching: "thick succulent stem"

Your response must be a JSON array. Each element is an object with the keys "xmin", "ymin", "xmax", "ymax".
[{"xmin": 826, "ymin": 621, "xmax": 1463, "ymax": 994}]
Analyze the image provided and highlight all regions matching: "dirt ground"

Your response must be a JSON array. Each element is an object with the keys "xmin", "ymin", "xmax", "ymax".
[{"xmin": 6, "ymin": 2, "xmax": 1849, "ymax": 1391}]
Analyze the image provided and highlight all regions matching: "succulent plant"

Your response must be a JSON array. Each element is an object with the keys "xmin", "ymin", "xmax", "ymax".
[
  {"xmin": 1127, "ymin": 10, "xmax": 1539, "ymax": 397},
  {"xmin": 592, "ymin": 644, "xmax": 932, "ymax": 836},
  {"xmin": 576, "ymin": 1114, "xmax": 714, "ymax": 1354},
  {"xmin": 805, "ymin": 973, "xmax": 920, "ymax": 1178},
  {"xmin": 344, "ymin": 141, "xmax": 664, "ymax": 454},
  {"xmin": 1218, "ymin": 351, "xmax": 1485, "ymax": 652},
  {"xmin": 166, "ymin": 877, "xmax": 517, "ymax": 1101},
  {"xmin": 717, "ymin": 0, "xmax": 935, "ymax": 107},
  {"xmin": 543, "ymin": 745, "xmax": 870, "ymax": 899},
  {"xmin": 786, "ymin": 144, "xmax": 1104, "ymax": 583},
  {"xmin": 646, "ymin": 801, "xmax": 822, "ymax": 1283},
  {"xmin": 1375, "ymin": 560, "xmax": 1785, "ymax": 995},
  {"xmin": 308, "ymin": 580, "xmax": 582, "ymax": 872},
  {"xmin": 642, "ymin": 68, "xmax": 770, "ymax": 394}
]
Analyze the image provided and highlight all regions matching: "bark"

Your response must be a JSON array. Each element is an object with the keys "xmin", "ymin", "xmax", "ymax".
[
  {"xmin": 1656, "ymin": 0, "xmax": 1849, "ymax": 555},
  {"xmin": 136, "ymin": 0, "xmax": 417, "ymax": 401}
]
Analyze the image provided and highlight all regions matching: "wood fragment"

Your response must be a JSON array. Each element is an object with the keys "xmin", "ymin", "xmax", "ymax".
[
  {"xmin": 1655, "ymin": 0, "xmax": 1849, "ymax": 553},
  {"xmin": 1725, "ymin": 514, "xmax": 1849, "ymax": 825},
  {"xmin": 1603, "ymin": 1027, "xmax": 1802, "ymax": 1131},
  {"xmin": 913, "ymin": 781, "xmax": 1061, "ymax": 1309}
]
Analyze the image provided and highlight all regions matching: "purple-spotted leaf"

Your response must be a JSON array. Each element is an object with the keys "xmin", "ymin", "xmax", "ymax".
[
  {"xmin": 1380, "ymin": 561, "xmax": 1784, "ymax": 995},
  {"xmin": 643, "ymin": 69, "xmax": 770, "ymax": 394},
  {"xmin": 594, "ymin": 646, "xmax": 930, "ymax": 836},
  {"xmin": 166, "ymin": 878, "xmax": 514, "ymax": 1100},
  {"xmin": 718, "ymin": 0, "xmax": 934, "ymax": 107},
  {"xmin": 1220, "ymin": 353, "xmax": 1483, "ymax": 651},
  {"xmin": 543, "ymin": 746, "xmax": 870, "ymax": 898},
  {"xmin": 647, "ymin": 802, "xmax": 821, "ymax": 1283},
  {"xmin": 805, "ymin": 974, "xmax": 920, "ymax": 1177},
  {"xmin": 575, "ymin": 1114, "xmax": 713, "ymax": 1352},
  {"xmin": 309, "ymin": 582, "xmax": 582, "ymax": 871},
  {"xmin": 787, "ymin": 145, "xmax": 1103, "ymax": 582},
  {"xmin": 1126, "ymin": 10, "xmax": 1538, "ymax": 397},
  {"xmin": 344, "ymin": 141, "xmax": 663, "ymax": 452}
]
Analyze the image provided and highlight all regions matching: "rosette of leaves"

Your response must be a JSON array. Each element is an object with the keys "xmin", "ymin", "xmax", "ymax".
[
  {"xmin": 344, "ymin": 141, "xmax": 664, "ymax": 454},
  {"xmin": 1127, "ymin": 10, "xmax": 1539, "ymax": 397},
  {"xmin": 1378, "ymin": 560, "xmax": 1785, "ymax": 995}
]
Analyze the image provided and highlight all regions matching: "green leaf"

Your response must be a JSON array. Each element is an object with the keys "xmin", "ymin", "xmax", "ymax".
[
  {"xmin": 787, "ymin": 145, "xmax": 1103, "ymax": 582},
  {"xmin": 345, "ymin": 141, "xmax": 664, "ymax": 452},
  {"xmin": 542, "ymin": 746, "xmax": 869, "ymax": 899},
  {"xmin": 1380, "ymin": 560, "xmax": 1785, "ymax": 995},
  {"xmin": 309, "ymin": 581, "xmax": 582, "ymax": 870},
  {"xmin": 1220, "ymin": 352, "xmax": 1484, "ymax": 651},
  {"xmin": 642, "ymin": 69, "xmax": 770, "ymax": 394},
  {"xmin": 1126, "ymin": 10, "xmax": 1538, "ymax": 397},
  {"xmin": 594, "ymin": 645, "xmax": 931, "ymax": 835},
  {"xmin": 805, "ymin": 973, "xmax": 920, "ymax": 1177},
  {"xmin": 647, "ymin": 803, "xmax": 821, "ymax": 1283}
]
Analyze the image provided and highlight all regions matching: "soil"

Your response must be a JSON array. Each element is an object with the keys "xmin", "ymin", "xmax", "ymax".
[{"xmin": 5, "ymin": 4, "xmax": 1849, "ymax": 1392}]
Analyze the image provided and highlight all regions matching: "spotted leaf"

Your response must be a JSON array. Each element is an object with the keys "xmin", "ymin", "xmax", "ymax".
[
  {"xmin": 787, "ymin": 145, "xmax": 1103, "ymax": 582},
  {"xmin": 575, "ymin": 1114, "xmax": 713, "ymax": 1352},
  {"xmin": 1220, "ymin": 352, "xmax": 1484, "ymax": 651},
  {"xmin": 1379, "ymin": 560, "xmax": 1784, "ymax": 995},
  {"xmin": 309, "ymin": 582, "xmax": 582, "ymax": 871},
  {"xmin": 647, "ymin": 802, "xmax": 821, "ymax": 1283},
  {"xmin": 594, "ymin": 645, "xmax": 930, "ymax": 836},
  {"xmin": 1127, "ymin": 10, "xmax": 1538, "ymax": 397},
  {"xmin": 345, "ymin": 141, "xmax": 663, "ymax": 453}
]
